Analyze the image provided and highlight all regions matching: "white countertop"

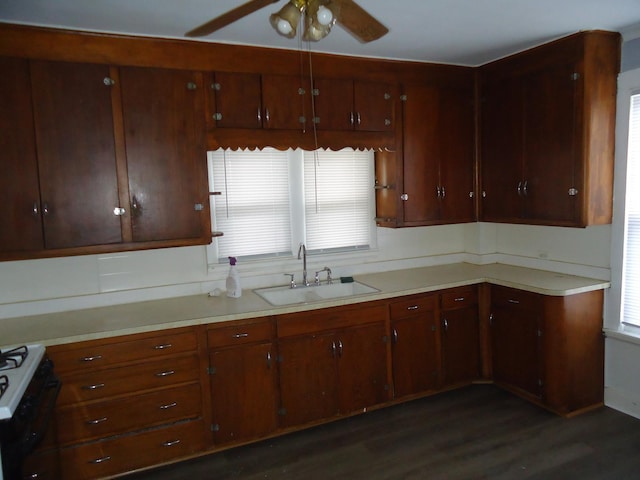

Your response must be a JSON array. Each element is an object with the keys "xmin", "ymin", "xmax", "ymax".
[{"xmin": 0, "ymin": 263, "xmax": 610, "ymax": 347}]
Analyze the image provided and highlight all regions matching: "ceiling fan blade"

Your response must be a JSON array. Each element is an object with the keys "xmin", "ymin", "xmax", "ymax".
[
  {"xmin": 333, "ymin": 0, "xmax": 388, "ymax": 43},
  {"xmin": 186, "ymin": 0, "xmax": 281, "ymax": 37}
]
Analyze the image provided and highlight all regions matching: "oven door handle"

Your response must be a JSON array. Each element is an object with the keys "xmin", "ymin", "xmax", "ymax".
[{"xmin": 21, "ymin": 375, "xmax": 62, "ymax": 454}]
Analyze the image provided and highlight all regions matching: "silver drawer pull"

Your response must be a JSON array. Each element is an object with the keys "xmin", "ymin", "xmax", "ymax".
[
  {"xmin": 81, "ymin": 383, "xmax": 105, "ymax": 390},
  {"xmin": 159, "ymin": 402, "xmax": 178, "ymax": 410},
  {"xmin": 232, "ymin": 333, "xmax": 249, "ymax": 338},
  {"xmin": 407, "ymin": 305, "xmax": 419, "ymax": 310},
  {"xmin": 86, "ymin": 417, "xmax": 108, "ymax": 425},
  {"xmin": 508, "ymin": 299, "xmax": 520, "ymax": 304},
  {"xmin": 153, "ymin": 343, "xmax": 172, "ymax": 350},
  {"xmin": 89, "ymin": 456, "xmax": 111, "ymax": 464},
  {"xmin": 454, "ymin": 297, "xmax": 465, "ymax": 302},
  {"xmin": 162, "ymin": 439, "xmax": 181, "ymax": 447},
  {"xmin": 155, "ymin": 370, "xmax": 175, "ymax": 377},
  {"xmin": 81, "ymin": 355, "xmax": 103, "ymax": 362}
]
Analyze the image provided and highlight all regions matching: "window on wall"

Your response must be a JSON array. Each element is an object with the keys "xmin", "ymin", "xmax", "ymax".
[
  {"xmin": 207, "ymin": 148, "xmax": 375, "ymax": 264},
  {"xmin": 622, "ymin": 92, "xmax": 640, "ymax": 327}
]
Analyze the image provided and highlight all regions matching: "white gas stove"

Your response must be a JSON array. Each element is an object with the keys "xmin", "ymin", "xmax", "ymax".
[{"xmin": 0, "ymin": 344, "xmax": 45, "ymax": 421}]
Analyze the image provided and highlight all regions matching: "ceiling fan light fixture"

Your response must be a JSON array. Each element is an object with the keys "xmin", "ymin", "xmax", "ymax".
[
  {"xmin": 269, "ymin": 2, "xmax": 304, "ymax": 38},
  {"xmin": 302, "ymin": 0, "xmax": 337, "ymax": 41}
]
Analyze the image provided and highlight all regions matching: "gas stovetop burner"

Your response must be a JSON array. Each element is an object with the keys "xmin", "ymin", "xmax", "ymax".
[{"xmin": 0, "ymin": 345, "xmax": 28, "ymax": 372}]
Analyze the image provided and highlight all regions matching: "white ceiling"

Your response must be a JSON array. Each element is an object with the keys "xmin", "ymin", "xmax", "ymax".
[{"xmin": 3, "ymin": 0, "xmax": 640, "ymax": 66}]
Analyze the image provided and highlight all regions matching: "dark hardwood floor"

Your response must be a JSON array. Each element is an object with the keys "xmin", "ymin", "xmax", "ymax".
[{"xmin": 126, "ymin": 385, "xmax": 640, "ymax": 479}]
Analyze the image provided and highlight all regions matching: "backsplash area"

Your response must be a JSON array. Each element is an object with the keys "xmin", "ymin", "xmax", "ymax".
[{"xmin": 0, "ymin": 223, "xmax": 611, "ymax": 319}]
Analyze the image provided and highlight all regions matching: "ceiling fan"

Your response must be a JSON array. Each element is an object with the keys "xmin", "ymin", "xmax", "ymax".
[{"xmin": 185, "ymin": 0, "xmax": 389, "ymax": 43}]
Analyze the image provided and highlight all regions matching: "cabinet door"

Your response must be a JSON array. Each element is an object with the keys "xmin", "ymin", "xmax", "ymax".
[
  {"xmin": 441, "ymin": 306, "xmax": 480, "ymax": 386},
  {"xmin": 336, "ymin": 323, "xmax": 389, "ymax": 414},
  {"xmin": 0, "ymin": 57, "xmax": 43, "ymax": 252},
  {"xmin": 278, "ymin": 333, "xmax": 338, "ymax": 427},
  {"xmin": 120, "ymin": 66, "xmax": 209, "ymax": 242},
  {"xmin": 401, "ymin": 84, "xmax": 440, "ymax": 224},
  {"xmin": 211, "ymin": 71, "xmax": 262, "ymax": 128},
  {"xmin": 209, "ymin": 342, "xmax": 278, "ymax": 444},
  {"xmin": 438, "ymin": 86, "xmax": 476, "ymax": 222},
  {"xmin": 391, "ymin": 312, "xmax": 439, "ymax": 398},
  {"xmin": 522, "ymin": 64, "xmax": 578, "ymax": 223},
  {"xmin": 353, "ymin": 80, "xmax": 394, "ymax": 132},
  {"xmin": 491, "ymin": 295, "xmax": 541, "ymax": 398},
  {"xmin": 480, "ymin": 75, "xmax": 524, "ymax": 222},
  {"xmin": 312, "ymin": 77, "xmax": 354, "ymax": 130},
  {"xmin": 31, "ymin": 60, "xmax": 122, "ymax": 249},
  {"xmin": 262, "ymin": 74, "xmax": 309, "ymax": 130}
]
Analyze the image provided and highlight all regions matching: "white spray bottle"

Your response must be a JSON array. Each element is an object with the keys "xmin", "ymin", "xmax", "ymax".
[{"xmin": 226, "ymin": 256, "xmax": 242, "ymax": 298}]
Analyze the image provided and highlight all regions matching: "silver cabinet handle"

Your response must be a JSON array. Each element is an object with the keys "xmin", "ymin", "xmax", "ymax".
[
  {"xmin": 349, "ymin": 111, "xmax": 355, "ymax": 126},
  {"xmin": 337, "ymin": 339, "xmax": 344, "ymax": 358},
  {"xmin": 162, "ymin": 439, "xmax": 181, "ymax": 447},
  {"xmin": 267, "ymin": 351, "xmax": 272, "ymax": 369},
  {"xmin": 89, "ymin": 456, "xmax": 111, "ymax": 464},
  {"xmin": 523, "ymin": 180, "xmax": 528, "ymax": 196},
  {"xmin": 392, "ymin": 328, "xmax": 398, "ymax": 344},
  {"xmin": 232, "ymin": 333, "xmax": 249, "ymax": 338},
  {"xmin": 517, "ymin": 181, "xmax": 522, "ymax": 196},
  {"xmin": 86, "ymin": 417, "xmax": 108, "ymax": 425},
  {"xmin": 264, "ymin": 107, "xmax": 270, "ymax": 124},
  {"xmin": 407, "ymin": 305, "xmax": 419, "ymax": 310},
  {"xmin": 153, "ymin": 343, "xmax": 172, "ymax": 350},
  {"xmin": 508, "ymin": 299, "xmax": 520, "ymax": 304},
  {"xmin": 81, "ymin": 355, "xmax": 103, "ymax": 362},
  {"xmin": 155, "ymin": 370, "xmax": 175, "ymax": 377},
  {"xmin": 331, "ymin": 340, "xmax": 337, "ymax": 358},
  {"xmin": 81, "ymin": 383, "xmax": 105, "ymax": 390},
  {"xmin": 42, "ymin": 202, "xmax": 50, "ymax": 216},
  {"xmin": 443, "ymin": 319, "xmax": 449, "ymax": 331},
  {"xmin": 356, "ymin": 112, "xmax": 361, "ymax": 126},
  {"xmin": 159, "ymin": 402, "xmax": 177, "ymax": 410},
  {"xmin": 113, "ymin": 207, "xmax": 126, "ymax": 216},
  {"xmin": 454, "ymin": 297, "xmax": 465, "ymax": 302},
  {"xmin": 32, "ymin": 202, "xmax": 39, "ymax": 216}
]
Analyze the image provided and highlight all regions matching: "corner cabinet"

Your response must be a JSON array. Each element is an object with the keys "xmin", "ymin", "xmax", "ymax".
[
  {"xmin": 480, "ymin": 30, "xmax": 620, "ymax": 227},
  {"xmin": 0, "ymin": 58, "xmax": 211, "ymax": 261},
  {"xmin": 489, "ymin": 285, "xmax": 605, "ymax": 415}
]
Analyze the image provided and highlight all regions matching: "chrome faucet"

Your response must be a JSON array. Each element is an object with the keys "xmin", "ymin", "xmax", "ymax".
[{"xmin": 297, "ymin": 243, "xmax": 309, "ymax": 286}]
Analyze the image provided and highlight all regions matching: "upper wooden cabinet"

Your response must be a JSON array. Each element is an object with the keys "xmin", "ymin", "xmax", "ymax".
[
  {"xmin": 0, "ymin": 58, "xmax": 211, "ymax": 261},
  {"xmin": 479, "ymin": 31, "xmax": 620, "ymax": 227},
  {"xmin": 207, "ymin": 71, "xmax": 310, "ymax": 130},
  {"xmin": 399, "ymin": 81, "xmax": 476, "ymax": 226},
  {"xmin": 120, "ymin": 66, "xmax": 210, "ymax": 243},
  {"xmin": 311, "ymin": 78, "xmax": 395, "ymax": 131}
]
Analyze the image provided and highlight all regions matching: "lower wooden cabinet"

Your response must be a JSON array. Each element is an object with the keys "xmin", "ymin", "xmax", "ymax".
[
  {"xmin": 59, "ymin": 419, "xmax": 206, "ymax": 479},
  {"xmin": 489, "ymin": 285, "xmax": 605, "ymax": 415},
  {"xmin": 389, "ymin": 294, "xmax": 440, "ymax": 398},
  {"xmin": 277, "ymin": 303, "xmax": 390, "ymax": 428},
  {"xmin": 440, "ymin": 286, "xmax": 481, "ymax": 387},
  {"xmin": 207, "ymin": 318, "xmax": 279, "ymax": 445}
]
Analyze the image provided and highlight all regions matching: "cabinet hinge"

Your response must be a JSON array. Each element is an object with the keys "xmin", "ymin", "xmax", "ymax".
[
  {"xmin": 382, "ymin": 335, "xmax": 389, "ymax": 343},
  {"xmin": 299, "ymin": 116, "xmax": 306, "ymax": 124},
  {"xmin": 211, "ymin": 82, "xmax": 221, "ymax": 91},
  {"xmin": 537, "ymin": 329, "xmax": 542, "ymax": 338},
  {"xmin": 186, "ymin": 82, "xmax": 197, "ymax": 90},
  {"xmin": 194, "ymin": 203, "xmax": 204, "ymax": 211},
  {"xmin": 571, "ymin": 72, "xmax": 580, "ymax": 81},
  {"xmin": 384, "ymin": 93, "xmax": 391, "ymax": 100},
  {"xmin": 211, "ymin": 424, "xmax": 220, "ymax": 432},
  {"xmin": 103, "ymin": 77, "xmax": 116, "ymax": 87},
  {"xmin": 568, "ymin": 187, "xmax": 578, "ymax": 196},
  {"xmin": 538, "ymin": 379, "xmax": 544, "ymax": 387},
  {"xmin": 384, "ymin": 384, "xmax": 390, "ymax": 391},
  {"xmin": 312, "ymin": 88, "xmax": 320, "ymax": 96},
  {"xmin": 312, "ymin": 117, "xmax": 320, "ymax": 124},
  {"xmin": 277, "ymin": 354, "xmax": 284, "ymax": 363},
  {"xmin": 278, "ymin": 408, "xmax": 287, "ymax": 416},
  {"xmin": 207, "ymin": 367, "xmax": 216, "ymax": 375},
  {"xmin": 400, "ymin": 94, "xmax": 407, "ymax": 102},
  {"xmin": 400, "ymin": 193, "xmax": 409, "ymax": 201},
  {"xmin": 298, "ymin": 87, "xmax": 306, "ymax": 95},
  {"xmin": 213, "ymin": 113, "xmax": 223, "ymax": 121}
]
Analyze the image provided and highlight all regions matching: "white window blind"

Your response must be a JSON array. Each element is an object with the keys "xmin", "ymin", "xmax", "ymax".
[
  {"xmin": 209, "ymin": 148, "xmax": 291, "ymax": 261},
  {"xmin": 207, "ymin": 148, "xmax": 374, "ymax": 264},
  {"xmin": 623, "ymin": 93, "xmax": 640, "ymax": 326},
  {"xmin": 303, "ymin": 149, "xmax": 372, "ymax": 253}
]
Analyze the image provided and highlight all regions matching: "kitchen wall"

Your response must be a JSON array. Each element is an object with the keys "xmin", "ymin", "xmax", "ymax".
[{"xmin": 0, "ymin": 221, "xmax": 610, "ymax": 320}]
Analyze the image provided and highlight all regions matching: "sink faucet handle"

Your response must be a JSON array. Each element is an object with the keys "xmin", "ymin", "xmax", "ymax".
[
  {"xmin": 325, "ymin": 267, "xmax": 333, "ymax": 284},
  {"xmin": 284, "ymin": 273, "xmax": 296, "ymax": 289}
]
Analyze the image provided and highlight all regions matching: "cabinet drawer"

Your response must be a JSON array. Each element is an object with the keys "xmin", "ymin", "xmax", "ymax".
[
  {"xmin": 277, "ymin": 303, "xmax": 387, "ymax": 338},
  {"xmin": 50, "ymin": 329, "xmax": 198, "ymax": 375},
  {"xmin": 57, "ymin": 354, "xmax": 200, "ymax": 406},
  {"xmin": 389, "ymin": 294, "xmax": 437, "ymax": 319},
  {"xmin": 441, "ymin": 286, "xmax": 478, "ymax": 310},
  {"xmin": 208, "ymin": 320, "xmax": 273, "ymax": 347},
  {"xmin": 56, "ymin": 382, "xmax": 202, "ymax": 445},
  {"xmin": 491, "ymin": 286, "xmax": 541, "ymax": 310},
  {"xmin": 60, "ymin": 419, "xmax": 206, "ymax": 480},
  {"xmin": 22, "ymin": 448, "xmax": 60, "ymax": 480}
]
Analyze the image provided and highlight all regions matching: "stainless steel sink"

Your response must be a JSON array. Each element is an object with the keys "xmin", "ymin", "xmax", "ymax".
[{"xmin": 254, "ymin": 281, "xmax": 380, "ymax": 306}]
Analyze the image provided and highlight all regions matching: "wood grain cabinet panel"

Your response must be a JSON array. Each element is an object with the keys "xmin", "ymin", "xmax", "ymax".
[{"xmin": 389, "ymin": 294, "xmax": 440, "ymax": 398}]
